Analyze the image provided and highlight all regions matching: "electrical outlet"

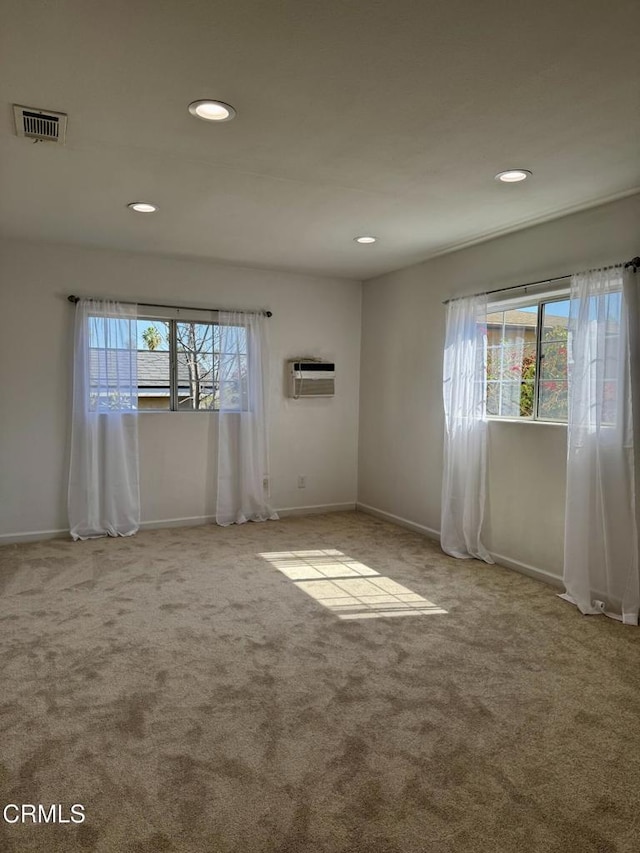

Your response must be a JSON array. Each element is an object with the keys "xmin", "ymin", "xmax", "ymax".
[
  {"xmin": 263, "ymin": 476, "xmax": 270, "ymax": 492},
  {"xmin": 297, "ymin": 475, "xmax": 306, "ymax": 489}
]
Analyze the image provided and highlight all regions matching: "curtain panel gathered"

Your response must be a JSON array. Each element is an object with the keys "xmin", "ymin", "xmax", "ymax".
[
  {"xmin": 68, "ymin": 299, "xmax": 140, "ymax": 540},
  {"xmin": 441, "ymin": 295, "xmax": 493, "ymax": 563},
  {"xmin": 216, "ymin": 311, "xmax": 278, "ymax": 526},
  {"xmin": 562, "ymin": 266, "xmax": 640, "ymax": 625}
]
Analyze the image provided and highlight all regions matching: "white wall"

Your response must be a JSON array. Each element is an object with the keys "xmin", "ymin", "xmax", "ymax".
[
  {"xmin": 0, "ymin": 239, "xmax": 361, "ymax": 540},
  {"xmin": 358, "ymin": 193, "xmax": 640, "ymax": 581}
]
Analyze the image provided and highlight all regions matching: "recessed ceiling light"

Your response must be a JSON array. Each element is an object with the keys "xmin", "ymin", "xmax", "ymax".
[
  {"xmin": 354, "ymin": 236, "xmax": 377, "ymax": 244},
  {"xmin": 495, "ymin": 169, "xmax": 532, "ymax": 183},
  {"xmin": 188, "ymin": 100, "xmax": 236, "ymax": 122},
  {"xmin": 127, "ymin": 202, "xmax": 158, "ymax": 213}
]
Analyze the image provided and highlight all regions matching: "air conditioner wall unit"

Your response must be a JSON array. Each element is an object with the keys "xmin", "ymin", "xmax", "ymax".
[{"xmin": 288, "ymin": 361, "xmax": 335, "ymax": 398}]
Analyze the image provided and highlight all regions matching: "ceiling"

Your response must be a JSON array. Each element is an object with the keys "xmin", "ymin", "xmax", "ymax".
[{"xmin": 1, "ymin": 0, "xmax": 638, "ymax": 280}]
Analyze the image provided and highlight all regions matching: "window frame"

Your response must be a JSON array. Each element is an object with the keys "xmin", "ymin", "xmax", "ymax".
[
  {"xmin": 135, "ymin": 314, "xmax": 219, "ymax": 413},
  {"xmin": 161, "ymin": 316, "xmax": 220, "ymax": 412},
  {"xmin": 88, "ymin": 307, "xmax": 250, "ymax": 413},
  {"xmin": 140, "ymin": 315, "xmax": 249, "ymax": 413},
  {"xmin": 485, "ymin": 286, "xmax": 571, "ymax": 425},
  {"xmin": 173, "ymin": 317, "xmax": 220, "ymax": 412}
]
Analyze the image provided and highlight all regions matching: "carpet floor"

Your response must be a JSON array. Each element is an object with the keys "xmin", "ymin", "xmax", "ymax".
[{"xmin": 0, "ymin": 511, "xmax": 639, "ymax": 853}]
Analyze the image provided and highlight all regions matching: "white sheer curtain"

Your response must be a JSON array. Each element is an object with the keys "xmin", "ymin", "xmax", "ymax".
[
  {"xmin": 68, "ymin": 299, "xmax": 140, "ymax": 540},
  {"xmin": 562, "ymin": 266, "xmax": 640, "ymax": 624},
  {"xmin": 441, "ymin": 295, "xmax": 494, "ymax": 562},
  {"xmin": 216, "ymin": 311, "xmax": 278, "ymax": 526}
]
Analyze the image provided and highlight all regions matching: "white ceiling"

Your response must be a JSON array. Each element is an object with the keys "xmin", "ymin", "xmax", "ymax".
[{"xmin": 1, "ymin": 0, "xmax": 638, "ymax": 280}]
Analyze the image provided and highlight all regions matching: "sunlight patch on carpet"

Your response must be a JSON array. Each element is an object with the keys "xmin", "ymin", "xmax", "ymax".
[{"xmin": 258, "ymin": 550, "xmax": 447, "ymax": 620}]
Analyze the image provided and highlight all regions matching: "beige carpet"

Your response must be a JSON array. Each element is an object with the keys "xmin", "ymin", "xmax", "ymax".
[{"xmin": 0, "ymin": 511, "xmax": 639, "ymax": 853}]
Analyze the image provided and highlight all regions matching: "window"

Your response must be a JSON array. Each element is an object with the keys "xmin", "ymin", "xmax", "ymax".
[
  {"xmin": 137, "ymin": 320, "xmax": 171, "ymax": 410},
  {"xmin": 89, "ymin": 314, "xmax": 248, "ymax": 411},
  {"xmin": 486, "ymin": 295, "xmax": 570, "ymax": 422}
]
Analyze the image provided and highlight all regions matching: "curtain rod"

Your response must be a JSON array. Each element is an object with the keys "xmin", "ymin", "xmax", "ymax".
[
  {"xmin": 442, "ymin": 255, "xmax": 640, "ymax": 305},
  {"xmin": 67, "ymin": 295, "xmax": 272, "ymax": 317}
]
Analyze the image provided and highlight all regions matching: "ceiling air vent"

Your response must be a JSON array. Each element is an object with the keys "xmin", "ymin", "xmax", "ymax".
[{"xmin": 13, "ymin": 104, "xmax": 67, "ymax": 144}]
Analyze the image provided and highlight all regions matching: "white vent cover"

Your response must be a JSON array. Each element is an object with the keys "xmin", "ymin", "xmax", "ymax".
[{"xmin": 13, "ymin": 105, "xmax": 67, "ymax": 144}]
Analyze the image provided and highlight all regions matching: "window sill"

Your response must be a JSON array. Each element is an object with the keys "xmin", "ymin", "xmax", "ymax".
[{"xmin": 487, "ymin": 417, "xmax": 567, "ymax": 427}]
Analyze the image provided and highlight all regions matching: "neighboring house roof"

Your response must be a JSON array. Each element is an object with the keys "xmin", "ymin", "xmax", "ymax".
[
  {"xmin": 487, "ymin": 310, "xmax": 568, "ymax": 329},
  {"xmin": 89, "ymin": 350, "xmax": 210, "ymax": 396},
  {"xmin": 137, "ymin": 351, "xmax": 172, "ymax": 389}
]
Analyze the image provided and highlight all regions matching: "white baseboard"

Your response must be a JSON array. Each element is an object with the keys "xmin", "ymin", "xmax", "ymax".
[
  {"xmin": 356, "ymin": 502, "xmax": 440, "ymax": 541},
  {"xmin": 0, "ymin": 518, "xmax": 215, "ymax": 544},
  {"xmin": 356, "ymin": 502, "xmax": 563, "ymax": 588},
  {"xmin": 1, "ymin": 504, "xmax": 564, "ymax": 590},
  {"xmin": 0, "ymin": 528, "xmax": 69, "ymax": 545},
  {"xmin": 0, "ymin": 504, "xmax": 357, "ymax": 545},
  {"xmin": 489, "ymin": 551, "xmax": 563, "ymax": 588},
  {"xmin": 139, "ymin": 514, "xmax": 216, "ymax": 531},
  {"xmin": 276, "ymin": 502, "xmax": 356, "ymax": 517},
  {"xmin": 143, "ymin": 504, "xmax": 357, "ymax": 527},
  {"xmin": 142, "ymin": 503, "xmax": 356, "ymax": 528}
]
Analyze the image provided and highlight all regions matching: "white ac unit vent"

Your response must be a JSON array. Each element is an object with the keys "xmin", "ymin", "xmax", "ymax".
[
  {"xmin": 288, "ymin": 361, "xmax": 335, "ymax": 398},
  {"xmin": 13, "ymin": 105, "xmax": 67, "ymax": 144}
]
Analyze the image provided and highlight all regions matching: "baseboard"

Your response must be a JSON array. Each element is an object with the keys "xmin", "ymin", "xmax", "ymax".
[
  {"xmin": 144, "ymin": 504, "xmax": 357, "ymax": 526},
  {"xmin": 356, "ymin": 502, "xmax": 563, "ymax": 588},
  {"xmin": 489, "ymin": 551, "xmax": 563, "ymax": 588},
  {"xmin": 356, "ymin": 502, "xmax": 440, "ymax": 541},
  {"xmin": 1, "ymin": 505, "xmax": 564, "ymax": 591},
  {"xmin": 276, "ymin": 502, "xmax": 356, "ymax": 517},
  {"xmin": 0, "ymin": 528, "xmax": 69, "ymax": 545},
  {"xmin": 0, "ymin": 517, "xmax": 216, "ymax": 544},
  {"xmin": 0, "ymin": 504, "xmax": 357, "ymax": 545},
  {"xmin": 139, "ymin": 514, "xmax": 216, "ymax": 531}
]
